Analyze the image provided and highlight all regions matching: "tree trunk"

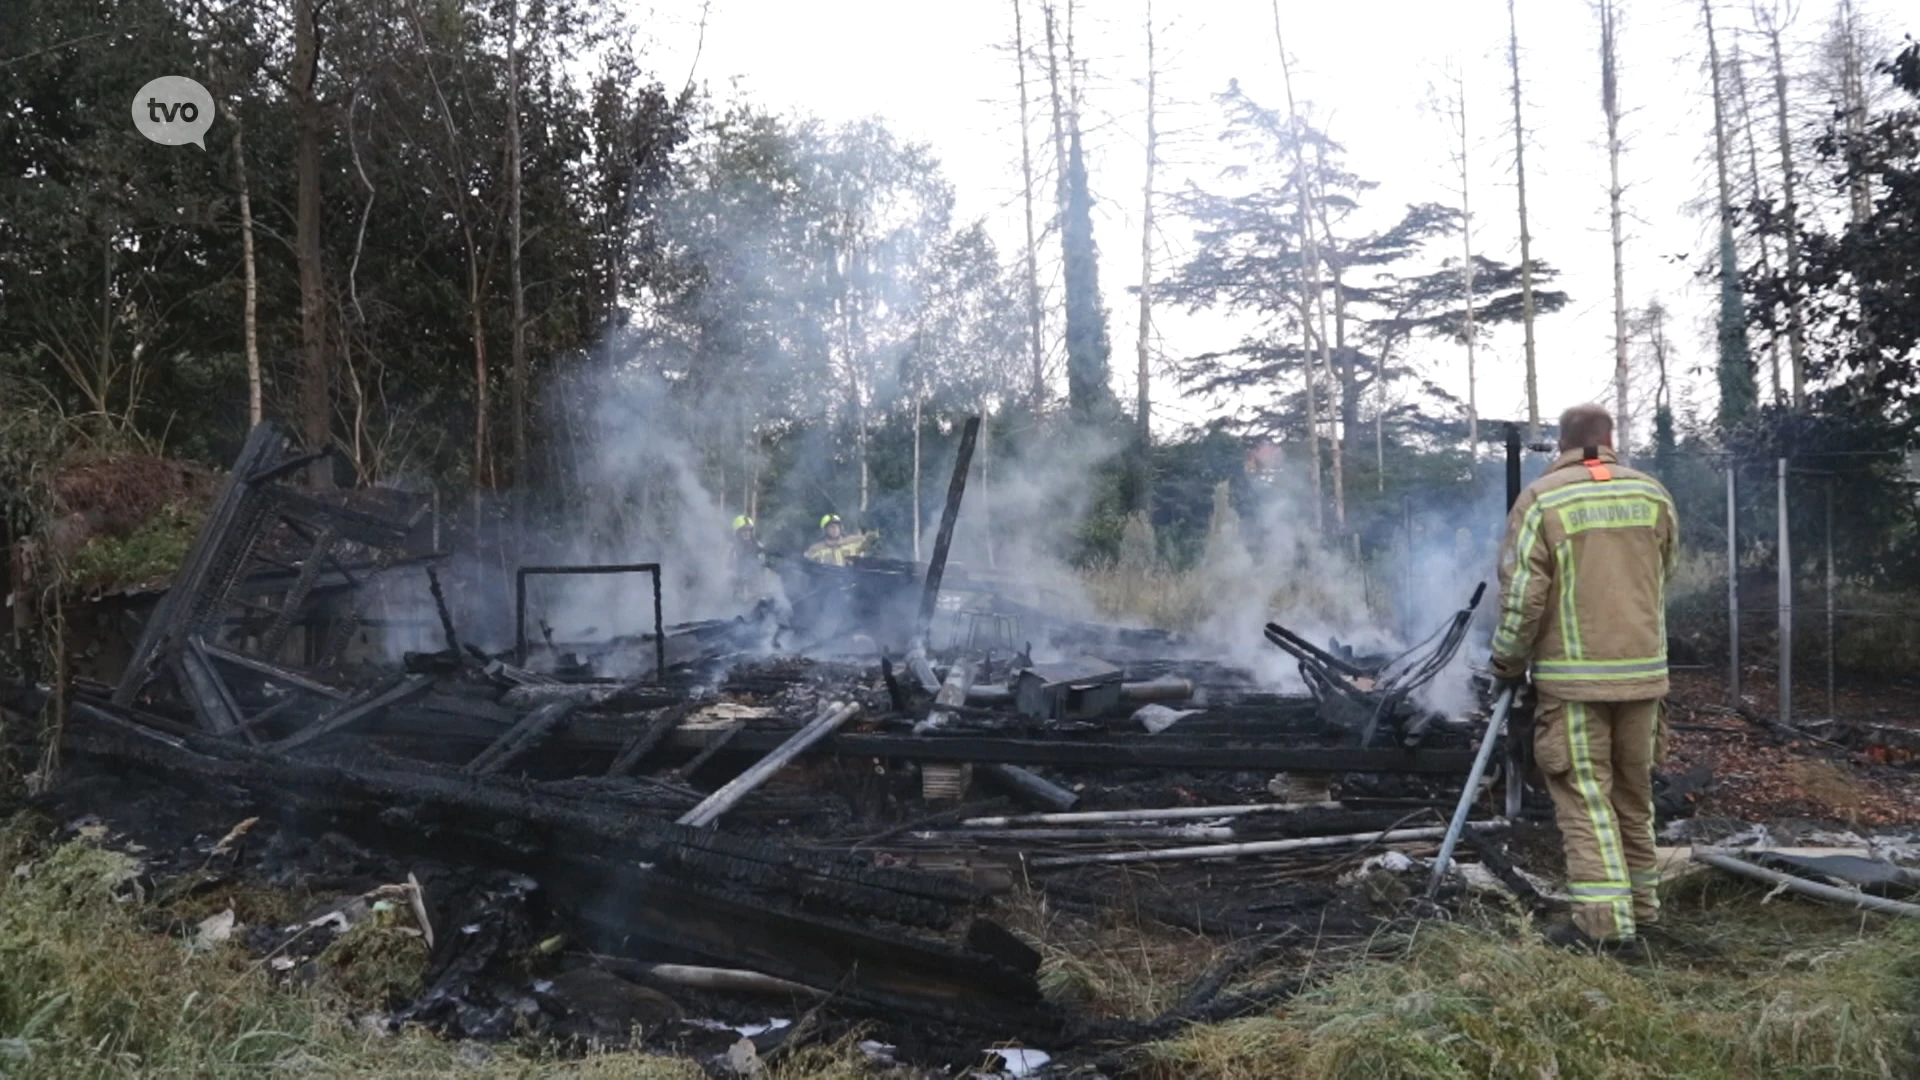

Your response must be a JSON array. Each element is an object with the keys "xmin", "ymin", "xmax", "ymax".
[
  {"xmin": 1703, "ymin": 0, "xmax": 1755, "ymax": 428},
  {"xmin": 1290, "ymin": 67, "xmax": 1345, "ymax": 532},
  {"xmin": 1450, "ymin": 70, "xmax": 1480, "ymax": 457},
  {"xmin": 980, "ymin": 410, "xmax": 996, "ymax": 570},
  {"xmin": 912, "ymin": 395, "xmax": 923, "ymax": 562},
  {"xmin": 468, "ymin": 236, "xmax": 491, "ymax": 489},
  {"xmin": 1272, "ymin": 5, "xmax": 1323, "ymax": 533},
  {"xmin": 1042, "ymin": 4, "xmax": 1069, "ymax": 221},
  {"xmin": 1730, "ymin": 43, "xmax": 1780, "ymax": 401},
  {"xmin": 1507, "ymin": 0, "xmax": 1541, "ymax": 443},
  {"xmin": 1136, "ymin": 2, "xmax": 1157, "ymax": 444},
  {"xmin": 1012, "ymin": 0, "xmax": 1047, "ymax": 407},
  {"xmin": 1834, "ymin": 0, "xmax": 1871, "ymax": 227},
  {"xmin": 292, "ymin": 0, "xmax": 330, "ymax": 486},
  {"xmin": 1762, "ymin": 9, "xmax": 1807, "ymax": 406},
  {"xmin": 508, "ymin": 0, "xmax": 528, "ymax": 494},
  {"xmin": 232, "ymin": 122, "xmax": 261, "ymax": 430},
  {"xmin": 1600, "ymin": 0, "xmax": 1631, "ymax": 462}
]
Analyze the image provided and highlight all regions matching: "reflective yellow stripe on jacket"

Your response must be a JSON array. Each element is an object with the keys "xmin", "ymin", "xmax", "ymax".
[{"xmin": 1491, "ymin": 448, "xmax": 1678, "ymax": 702}]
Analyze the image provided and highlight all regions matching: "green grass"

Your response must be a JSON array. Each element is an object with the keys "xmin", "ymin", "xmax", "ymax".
[
  {"xmin": 63, "ymin": 501, "xmax": 204, "ymax": 596},
  {"xmin": 1140, "ymin": 876, "xmax": 1920, "ymax": 1080}
]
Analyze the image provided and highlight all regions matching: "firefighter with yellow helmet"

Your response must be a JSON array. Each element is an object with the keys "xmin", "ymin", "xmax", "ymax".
[
  {"xmin": 804, "ymin": 513, "xmax": 874, "ymax": 567},
  {"xmin": 730, "ymin": 513, "xmax": 768, "ymax": 601}
]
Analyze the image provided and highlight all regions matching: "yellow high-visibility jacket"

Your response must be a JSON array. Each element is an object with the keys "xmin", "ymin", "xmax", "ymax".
[
  {"xmin": 804, "ymin": 532, "xmax": 873, "ymax": 567},
  {"xmin": 1491, "ymin": 447, "xmax": 1678, "ymax": 701}
]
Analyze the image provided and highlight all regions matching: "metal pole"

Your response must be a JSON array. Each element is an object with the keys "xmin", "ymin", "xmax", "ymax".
[
  {"xmin": 1826, "ymin": 479, "xmax": 1835, "ymax": 720},
  {"xmin": 1777, "ymin": 457, "xmax": 1791, "ymax": 727},
  {"xmin": 1403, "ymin": 492, "xmax": 1414, "ymax": 641},
  {"xmin": 1726, "ymin": 465, "xmax": 1740, "ymax": 704},
  {"xmin": 1425, "ymin": 684, "xmax": 1517, "ymax": 900}
]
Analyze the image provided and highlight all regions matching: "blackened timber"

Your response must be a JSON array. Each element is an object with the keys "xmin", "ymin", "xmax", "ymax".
[
  {"xmin": 605, "ymin": 704, "xmax": 693, "ymax": 777},
  {"xmin": 465, "ymin": 699, "xmax": 579, "ymax": 775},
  {"xmin": 269, "ymin": 673, "xmax": 433, "ymax": 751},
  {"xmin": 669, "ymin": 729, "xmax": 1476, "ymax": 774},
  {"xmin": 675, "ymin": 719, "xmax": 743, "ymax": 780},
  {"xmin": 679, "ymin": 702, "xmax": 859, "ymax": 828},
  {"xmin": 979, "ymin": 763, "xmax": 1080, "ymax": 811},
  {"xmin": 114, "ymin": 422, "xmax": 290, "ymax": 706},
  {"xmin": 198, "ymin": 638, "xmax": 350, "ymax": 699},
  {"xmin": 915, "ymin": 415, "xmax": 980, "ymax": 648},
  {"xmin": 265, "ymin": 487, "xmax": 415, "ymax": 547},
  {"xmin": 174, "ymin": 647, "xmax": 243, "ymax": 733},
  {"xmin": 257, "ymin": 522, "xmax": 338, "ymax": 657},
  {"xmin": 57, "ymin": 708, "xmax": 1045, "ymax": 1029}
]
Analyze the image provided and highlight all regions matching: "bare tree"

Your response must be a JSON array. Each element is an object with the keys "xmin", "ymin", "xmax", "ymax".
[
  {"xmin": 293, "ymin": 0, "xmax": 330, "ymax": 485},
  {"xmin": 1828, "ymin": 0, "xmax": 1872, "ymax": 226},
  {"xmin": 1441, "ymin": 63, "xmax": 1480, "ymax": 455},
  {"xmin": 1042, "ymin": 3, "xmax": 1069, "ymax": 222},
  {"xmin": 1702, "ymin": 0, "xmax": 1755, "ymax": 425},
  {"xmin": 508, "ymin": 0, "xmax": 528, "ymax": 494},
  {"xmin": 1506, "ymin": 0, "xmax": 1542, "ymax": 442},
  {"xmin": 408, "ymin": 7, "xmax": 504, "ymax": 492},
  {"xmin": 1275, "ymin": 4, "xmax": 1342, "ymax": 531},
  {"xmin": 232, "ymin": 120, "xmax": 261, "ymax": 429},
  {"xmin": 1754, "ymin": 0, "xmax": 1806, "ymax": 404},
  {"xmin": 1597, "ymin": 0, "xmax": 1631, "ymax": 461},
  {"xmin": 1136, "ymin": 0, "xmax": 1158, "ymax": 443},
  {"xmin": 1728, "ymin": 40, "xmax": 1780, "ymax": 400},
  {"xmin": 1012, "ymin": 0, "xmax": 1047, "ymax": 406}
]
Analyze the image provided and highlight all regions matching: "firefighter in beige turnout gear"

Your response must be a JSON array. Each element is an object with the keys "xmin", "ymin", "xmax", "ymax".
[{"xmin": 1492, "ymin": 404, "xmax": 1677, "ymax": 950}]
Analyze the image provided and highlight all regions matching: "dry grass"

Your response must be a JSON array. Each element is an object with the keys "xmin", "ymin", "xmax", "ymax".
[
  {"xmin": 996, "ymin": 884, "xmax": 1246, "ymax": 1020},
  {"xmin": 0, "ymin": 813, "xmax": 867, "ymax": 1079},
  {"xmin": 1139, "ymin": 881, "xmax": 1920, "ymax": 1080}
]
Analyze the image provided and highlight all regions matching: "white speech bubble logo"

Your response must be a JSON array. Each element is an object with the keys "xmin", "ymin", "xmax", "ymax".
[{"xmin": 132, "ymin": 76, "xmax": 216, "ymax": 149}]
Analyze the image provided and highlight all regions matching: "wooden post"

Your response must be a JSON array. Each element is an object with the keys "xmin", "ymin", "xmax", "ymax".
[{"xmin": 916, "ymin": 416, "xmax": 981, "ymax": 649}]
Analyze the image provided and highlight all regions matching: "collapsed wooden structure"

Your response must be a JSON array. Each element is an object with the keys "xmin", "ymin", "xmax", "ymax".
[{"xmin": 10, "ymin": 420, "xmax": 1519, "ymax": 1041}]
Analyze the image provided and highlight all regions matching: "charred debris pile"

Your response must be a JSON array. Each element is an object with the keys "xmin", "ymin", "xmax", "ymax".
[{"xmin": 4, "ymin": 420, "xmax": 1546, "ymax": 1062}]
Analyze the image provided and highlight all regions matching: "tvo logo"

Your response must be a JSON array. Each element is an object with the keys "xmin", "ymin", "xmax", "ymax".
[{"xmin": 132, "ymin": 76, "xmax": 216, "ymax": 149}]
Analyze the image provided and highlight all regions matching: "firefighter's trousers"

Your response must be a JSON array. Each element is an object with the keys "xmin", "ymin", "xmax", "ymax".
[{"xmin": 1533, "ymin": 693, "xmax": 1665, "ymax": 939}]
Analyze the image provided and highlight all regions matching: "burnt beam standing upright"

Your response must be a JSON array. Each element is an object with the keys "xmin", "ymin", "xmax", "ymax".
[{"xmin": 915, "ymin": 416, "xmax": 981, "ymax": 650}]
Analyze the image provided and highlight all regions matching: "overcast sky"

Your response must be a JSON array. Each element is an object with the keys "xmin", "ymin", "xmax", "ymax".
[{"xmin": 641, "ymin": 0, "xmax": 1877, "ymax": 445}]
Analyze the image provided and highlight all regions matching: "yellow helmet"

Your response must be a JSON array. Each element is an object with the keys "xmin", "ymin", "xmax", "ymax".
[
  {"xmin": 733, "ymin": 515, "xmax": 754, "ymax": 531},
  {"xmin": 820, "ymin": 514, "xmax": 842, "ymax": 530}
]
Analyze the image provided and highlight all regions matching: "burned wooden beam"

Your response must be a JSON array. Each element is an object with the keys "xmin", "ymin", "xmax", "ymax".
[
  {"xmin": 198, "ymin": 638, "xmax": 350, "ymax": 700},
  {"xmin": 979, "ymin": 763, "xmax": 1080, "ymax": 812},
  {"xmin": 515, "ymin": 563, "xmax": 664, "ymax": 678},
  {"xmin": 606, "ymin": 704, "xmax": 694, "ymax": 777},
  {"xmin": 465, "ymin": 699, "xmax": 579, "ymax": 776},
  {"xmin": 114, "ymin": 422, "xmax": 290, "ymax": 706},
  {"xmin": 678, "ymin": 702, "xmax": 860, "ymax": 828},
  {"xmin": 670, "ymin": 729, "xmax": 1478, "ymax": 774},
  {"xmin": 914, "ymin": 415, "xmax": 979, "ymax": 649},
  {"xmin": 174, "ymin": 644, "xmax": 243, "ymax": 734},
  {"xmin": 269, "ymin": 673, "xmax": 434, "ymax": 752},
  {"xmin": 675, "ymin": 719, "xmax": 743, "ymax": 781},
  {"xmin": 55, "ymin": 701, "xmax": 1047, "ymax": 1030}
]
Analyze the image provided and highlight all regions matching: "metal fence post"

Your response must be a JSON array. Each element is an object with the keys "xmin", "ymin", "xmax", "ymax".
[
  {"xmin": 1403, "ymin": 493, "xmax": 1414, "ymax": 642},
  {"xmin": 1777, "ymin": 457, "xmax": 1791, "ymax": 726},
  {"xmin": 1726, "ymin": 464, "xmax": 1740, "ymax": 705},
  {"xmin": 1826, "ymin": 478, "xmax": 1835, "ymax": 721}
]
